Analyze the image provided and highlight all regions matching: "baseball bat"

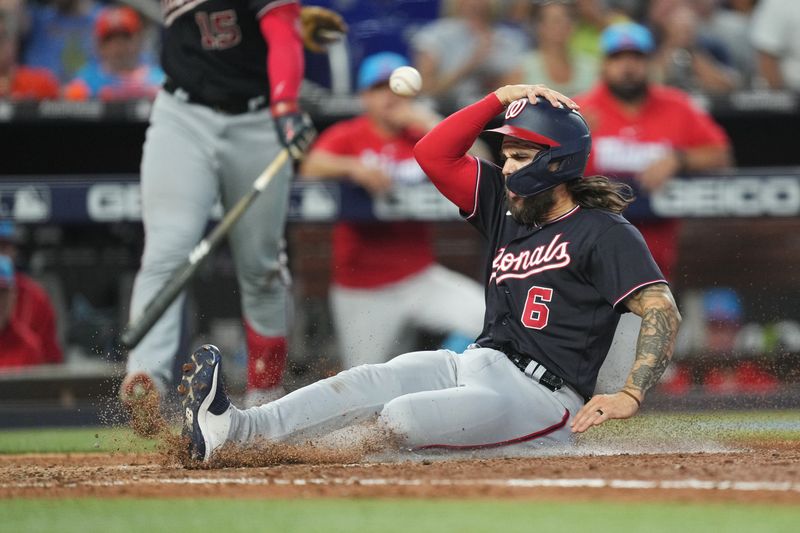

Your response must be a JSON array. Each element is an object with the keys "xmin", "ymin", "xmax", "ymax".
[
  {"xmin": 317, "ymin": 29, "xmax": 345, "ymax": 42},
  {"xmin": 119, "ymin": 148, "xmax": 290, "ymax": 349}
]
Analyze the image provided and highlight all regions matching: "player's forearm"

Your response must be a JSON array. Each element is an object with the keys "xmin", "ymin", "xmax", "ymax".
[
  {"xmin": 692, "ymin": 53, "xmax": 738, "ymax": 93},
  {"xmin": 299, "ymin": 151, "xmax": 360, "ymax": 181},
  {"xmin": 622, "ymin": 284, "xmax": 682, "ymax": 400},
  {"xmin": 757, "ymin": 52, "xmax": 784, "ymax": 89},
  {"xmin": 414, "ymin": 93, "xmax": 503, "ymax": 211},
  {"xmin": 260, "ymin": 2, "xmax": 303, "ymax": 106},
  {"xmin": 416, "ymin": 93, "xmax": 503, "ymax": 162},
  {"xmin": 682, "ymin": 145, "xmax": 733, "ymax": 172}
]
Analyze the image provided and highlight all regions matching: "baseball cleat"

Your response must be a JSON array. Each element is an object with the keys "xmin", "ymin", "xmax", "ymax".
[{"xmin": 179, "ymin": 344, "xmax": 232, "ymax": 462}]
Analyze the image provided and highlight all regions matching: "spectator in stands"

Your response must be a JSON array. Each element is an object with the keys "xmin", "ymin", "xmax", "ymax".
[
  {"xmin": 0, "ymin": 8, "xmax": 59, "ymax": 99},
  {"xmin": 411, "ymin": 0, "xmax": 526, "ymax": 112},
  {"xmin": 0, "ymin": 0, "xmax": 24, "ymax": 20},
  {"xmin": 695, "ymin": 0, "xmax": 758, "ymax": 87},
  {"xmin": 0, "ymin": 254, "xmax": 60, "ymax": 367},
  {"xmin": 0, "ymin": 220, "xmax": 62, "ymax": 365},
  {"xmin": 63, "ymin": 6, "xmax": 163, "ymax": 101},
  {"xmin": 751, "ymin": 0, "xmax": 800, "ymax": 91},
  {"xmin": 574, "ymin": 22, "xmax": 732, "ymax": 280},
  {"xmin": 299, "ymin": 52, "xmax": 485, "ymax": 369},
  {"xmin": 650, "ymin": 1, "xmax": 739, "ymax": 93},
  {"xmin": 509, "ymin": 1, "xmax": 598, "ymax": 97},
  {"xmin": 502, "ymin": 0, "xmax": 535, "ymax": 35},
  {"xmin": 570, "ymin": 0, "xmax": 629, "ymax": 59},
  {"xmin": 23, "ymin": 0, "xmax": 101, "ymax": 83}
]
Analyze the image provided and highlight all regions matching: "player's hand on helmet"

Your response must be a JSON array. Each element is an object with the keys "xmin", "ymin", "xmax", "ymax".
[
  {"xmin": 570, "ymin": 389, "xmax": 642, "ymax": 434},
  {"xmin": 350, "ymin": 162, "xmax": 393, "ymax": 196},
  {"xmin": 494, "ymin": 84, "xmax": 579, "ymax": 110},
  {"xmin": 273, "ymin": 104, "xmax": 318, "ymax": 160}
]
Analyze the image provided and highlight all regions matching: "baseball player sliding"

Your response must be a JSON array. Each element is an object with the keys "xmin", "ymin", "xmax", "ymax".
[
  {"xmin": 179, "ymin": 84, "xmax": 682, "ymax": 461},
  {"xmin": 120, "ymin": 1, "xmax": 345, "ymax": 415}
]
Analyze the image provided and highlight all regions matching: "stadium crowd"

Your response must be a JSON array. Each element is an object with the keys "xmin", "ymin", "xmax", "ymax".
[{"xmin": 0, "ymin": 0, "xmax": 797, "ymax": 103}]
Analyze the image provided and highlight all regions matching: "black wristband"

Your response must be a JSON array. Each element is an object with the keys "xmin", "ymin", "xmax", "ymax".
[{"xmin": 620, "ymin": 389, "xmax": 642, "ymax": 407}]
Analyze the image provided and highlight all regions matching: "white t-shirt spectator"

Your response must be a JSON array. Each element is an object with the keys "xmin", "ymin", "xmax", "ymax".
[
  {"xmin": 751, "ymin": 0, "xmax": 800, "ymax": 90},
  {"xmin": 412, "ymin": 19, "xmax": 526, "ymax": 110}
]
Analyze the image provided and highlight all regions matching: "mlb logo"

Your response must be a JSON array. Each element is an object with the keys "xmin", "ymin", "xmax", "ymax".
[{"xmin": 0, "ymin": 186, "xmax": 51, "ymax": 222}]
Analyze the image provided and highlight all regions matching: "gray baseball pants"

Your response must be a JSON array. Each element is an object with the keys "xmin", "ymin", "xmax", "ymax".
[{"xmin": 126, "ymin": 89, "xmax": 292, "ymax": 389}]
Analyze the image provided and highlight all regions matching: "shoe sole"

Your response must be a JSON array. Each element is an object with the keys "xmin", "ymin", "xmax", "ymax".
[{"xmin": 180, "ymin": 347, "xmax": 221, "ymax": 462}]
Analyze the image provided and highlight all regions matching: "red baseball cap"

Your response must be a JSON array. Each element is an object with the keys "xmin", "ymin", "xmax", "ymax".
[{"xmin": 95, "ymin": 6, "xmax": 141, "ymax": 40}]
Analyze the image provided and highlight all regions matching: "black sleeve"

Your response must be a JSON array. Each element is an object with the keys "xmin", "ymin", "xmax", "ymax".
[
  {"xmin": 463, "ymin": 160, "xmax": 506, "ymax": 239},
  {"xmin": 587, "ymin": 222, "xmax": 667, "ymax": 312}
]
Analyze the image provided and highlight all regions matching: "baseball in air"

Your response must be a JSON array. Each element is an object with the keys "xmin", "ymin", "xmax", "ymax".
[{"xmin": 389, "ymin": 66, "xmax": 422, "ymax": 97}]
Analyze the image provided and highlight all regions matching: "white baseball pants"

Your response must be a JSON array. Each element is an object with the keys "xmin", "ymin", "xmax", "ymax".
[
  {"xmin": 330, "ymin": 264, "xmax": 486, "ymax": 368},
  {"xmin": 227, "ymin": 346, "xmax": 584, "ymax": 450}
]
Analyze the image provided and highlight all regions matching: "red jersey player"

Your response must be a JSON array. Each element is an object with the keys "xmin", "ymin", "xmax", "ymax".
[
  {"xmin": 300, "ymin": 52, "xmax": 484, "ymax": 368},
  {"xmin": 575, "ymin": 22, "xmax": 732, "ymax": 279}
]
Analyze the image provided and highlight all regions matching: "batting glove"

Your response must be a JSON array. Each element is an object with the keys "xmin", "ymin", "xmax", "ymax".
[{"xmin": 274, "ymin": 109, "xmax": 317, "ymax": 161}]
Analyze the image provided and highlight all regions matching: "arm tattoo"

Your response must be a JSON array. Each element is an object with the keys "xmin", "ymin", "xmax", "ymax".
[{"xmin": 623, "ymin": 284, "xmax": 682, "ymax": 395}]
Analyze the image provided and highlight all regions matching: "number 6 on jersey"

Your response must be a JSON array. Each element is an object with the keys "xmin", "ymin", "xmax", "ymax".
[{"xmin": 522, "ymin": 286, "xmax": 553, "ymax": 329}]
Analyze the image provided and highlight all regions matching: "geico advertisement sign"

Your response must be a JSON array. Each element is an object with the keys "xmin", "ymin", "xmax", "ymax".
[
  {"xmin": 87, "ymin": 184, "xmax": 223, "ymax": 222},
  {"xmin": 87, "ymin": 183, "xmax": 142, "ymax": 221},
  {"xmin": 651, "ymin": 177, "xmax": 800, "ymax": 217}
]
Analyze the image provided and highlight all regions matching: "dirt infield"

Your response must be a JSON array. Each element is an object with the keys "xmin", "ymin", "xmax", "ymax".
[{"xmin": 2, "ymin": 443, "xmax": 799, "ymax": 503}]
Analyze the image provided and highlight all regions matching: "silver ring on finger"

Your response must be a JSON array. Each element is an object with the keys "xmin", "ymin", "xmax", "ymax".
[{"xmin": 596, "ymin": 408, "xmax": 604, "ymax": 416}]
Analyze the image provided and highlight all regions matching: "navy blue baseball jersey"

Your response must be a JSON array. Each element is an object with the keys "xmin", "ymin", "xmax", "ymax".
[
  {"xmin": 161, "ymin": 0, "xmax": 291, "ymax": 105},
  {"xmin": 467, "ymin": 160, "xmax": 666, "ymax": 399}
]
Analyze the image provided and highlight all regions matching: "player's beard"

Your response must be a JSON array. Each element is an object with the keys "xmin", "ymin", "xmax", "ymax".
[
  {"xmin": 607, "ymin": 78, "xmax": 648, "ymax": 103},
  {"xmin": 507, "ymin": 188, "xmax": 557, "ymax": 227}
]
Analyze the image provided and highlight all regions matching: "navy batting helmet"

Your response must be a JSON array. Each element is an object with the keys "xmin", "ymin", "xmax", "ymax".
[{"xmin": 486, "ymin": 98, "xmax": 591, "ymax": 197}]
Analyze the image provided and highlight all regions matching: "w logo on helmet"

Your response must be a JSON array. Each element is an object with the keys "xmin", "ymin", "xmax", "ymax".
[{"xmin": 505, "ymin": 99, "xmax": 528, "ymax": 119}]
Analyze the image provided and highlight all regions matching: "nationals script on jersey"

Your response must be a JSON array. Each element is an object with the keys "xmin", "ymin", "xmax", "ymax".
[
  {"xmin": 467, "ymin": 159, "xmax": 666, "ymax": 399},
  {"xmin": 160, "ymin": 0, "xmax": 293, "ymax": 105}
]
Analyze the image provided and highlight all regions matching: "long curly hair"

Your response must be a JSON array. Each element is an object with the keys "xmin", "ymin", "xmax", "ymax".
[{"xmin": 565, "ymin": 175, "xmax": 635, "ymax": 214}]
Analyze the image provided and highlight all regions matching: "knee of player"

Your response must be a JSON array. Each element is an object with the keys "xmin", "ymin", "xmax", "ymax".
[
  {"xmin": 139, "ymin": 249, "xmax": 195, "ymax": 274},
  {"xmin": 237, "ymin": 264, "xmax": 291, "ymax": 292},
  {"xmin": 378, "ymin": 396, "xmax": 422, "ymax": 446}
]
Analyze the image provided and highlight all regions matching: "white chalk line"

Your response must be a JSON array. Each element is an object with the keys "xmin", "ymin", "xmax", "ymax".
[{"xmin": 4, "ymin": 477, "xmax": 800, "ymax": 493}]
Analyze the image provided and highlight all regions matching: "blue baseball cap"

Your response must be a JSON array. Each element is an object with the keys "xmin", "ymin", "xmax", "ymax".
[
  {"xmin": 0, "ymin": 255, "xmax": 15, "ymax": 288},
  {"xmin": 357, "ymin": 52, "xmax": 408, "ymax": 91},
  {"xmin": 600, "ymin": 22, "xmax": 655, "ymax": 56},
  {"xmin": 0, "ymin": 220, "xmax": 16, "ymax": 243}
]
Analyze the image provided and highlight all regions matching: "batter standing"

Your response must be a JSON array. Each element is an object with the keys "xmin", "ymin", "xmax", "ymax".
[
  {"xmin": 179, "ymin": 85, "xmax": 682, "ymax": 461},
  {"xmin": 122, "ymin": 0, "xmax": 314, "ymax": 406}
]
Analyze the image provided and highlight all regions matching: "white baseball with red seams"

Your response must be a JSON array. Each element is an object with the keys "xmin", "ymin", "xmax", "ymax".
[{"xmin": 389, "ymin": 66, "xmax": 422, "ymax": 97}]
